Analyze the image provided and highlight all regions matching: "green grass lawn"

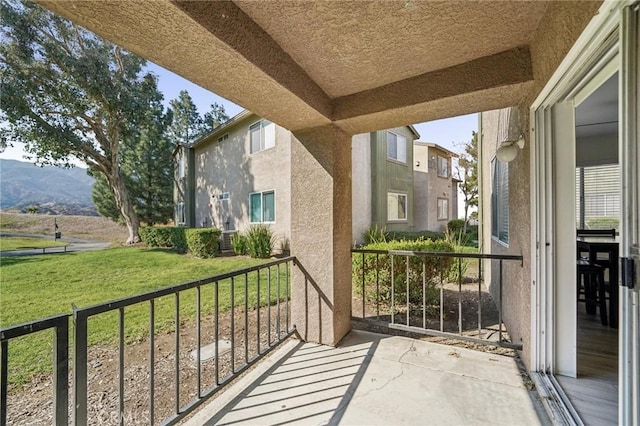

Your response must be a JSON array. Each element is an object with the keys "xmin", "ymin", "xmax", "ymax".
[
  {"xmin": 0, "ymin": 236, "xmax": 67, "ymax": 252},
  {"xmin": 0, "ymin": 247, "xmax": 288, "ymax": 387}
]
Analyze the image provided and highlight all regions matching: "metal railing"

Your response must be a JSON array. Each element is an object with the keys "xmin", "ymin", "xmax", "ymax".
[
  {"xmin": 1, "ymin": 257, "xmax": 296, "ymax": 426},
  {"xmin": 352, "ymin": 249, "xmax": 523, "ymax": 350},
  {"xmin": 0, "ymin": 314, "xmax": 70, "ymax": 425}
]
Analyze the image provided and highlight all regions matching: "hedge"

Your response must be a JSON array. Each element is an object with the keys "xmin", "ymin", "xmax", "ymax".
[
  {"xmin": 353, "ymin": 239, "xmax": 455, "ymax": 309},
  {"xmin": 140, "ymin": 226, "xmax": 187, "ymax": 253},
  {"xmin": 185, "ymin": 228, "xmax": 222, "ymax": 258}
]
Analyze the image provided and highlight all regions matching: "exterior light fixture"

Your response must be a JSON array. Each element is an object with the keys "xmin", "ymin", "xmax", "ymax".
[{"xmin": 495, "ymin": 106, "xmax": 525, "ymax": 163}]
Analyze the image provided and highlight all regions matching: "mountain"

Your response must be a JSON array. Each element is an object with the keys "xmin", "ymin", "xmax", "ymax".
[{"xmin": 0, "ymin": 159, "xmax": 97, "ymax": 215}]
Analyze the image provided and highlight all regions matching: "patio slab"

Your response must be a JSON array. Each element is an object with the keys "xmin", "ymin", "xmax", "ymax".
[{"xmin": 185, "ymin": 330, "xmax": 545, "ymax": 425}]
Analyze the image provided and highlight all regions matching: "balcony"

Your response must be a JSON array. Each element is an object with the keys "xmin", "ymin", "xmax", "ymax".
[{"xmin": 1, "ymin": 251, "xmax": 538, "ymax": 425}]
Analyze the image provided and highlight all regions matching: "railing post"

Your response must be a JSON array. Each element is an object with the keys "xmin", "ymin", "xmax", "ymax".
[
  {"xmin": 1, "ymin": 340, "xmax": 8, "ymax": 426},
  {"xmin": 73, "ymin": 309, "xmax": 88, "ymax": 426},
  {"xmin": 499, "ymin": 259, "xmax": 504, "ymax": 344},
  {"xmin": 54, "ymin": 317, "xmax": 69, "ymax": 426}
]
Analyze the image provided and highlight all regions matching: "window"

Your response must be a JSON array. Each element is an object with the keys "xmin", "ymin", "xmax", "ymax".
[
  {"xmin": 177, "ymin": 202, "xmax": 186, "ymax": 226},
  {"xmin": 491, "ymin": 158, "xmax": 509, "ymax": 244},
  {"xmin": 437, "ymin": 156, "xmax": 449, "ymax": 178},
  {"xmin": 575, "ymin": 165, "xmax": 620, "ymax": 230},
  {"xmin": 387, "ymin": 131, "xmax": 407, "ymax": 163},
  {"xmin": 249, "ymin": 120, "xmax": 275, "ymax": 154},
  {"xmin": 250, "ymin": 190, "xmax": 275, "ymax": 223},
  {"xmin": 387, "ymin": 192, "xmax": 408, "ymax": 221},
  {"xmin": 177, "ymin": 151, "xmax": 185, "ymax": 179},
  {"xmin": 437, "ymin": 198, "xmax": 449, "ymax": 220},
  {"xmin": 219, "ymin": 192, "xmax": 230, "ymax": 201},
  {"xmin": 218, "ymin": 133, "xmax": 229, "ymax": 143}
]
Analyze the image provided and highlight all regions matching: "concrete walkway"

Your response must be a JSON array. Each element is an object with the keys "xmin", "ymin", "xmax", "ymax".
[
  {"xmin": 186, "ymin": 330, "xmax": 547, "ymax": 426},
  {"xmin": 0, "ymin": 233, "xmax": 110, "ymax": 257}
]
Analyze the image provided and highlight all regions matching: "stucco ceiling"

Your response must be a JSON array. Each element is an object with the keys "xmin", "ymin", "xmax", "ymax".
[
  {"xmin": 234, "ymin": 1, "xmax": 548, "ymax": 98},
  {"xmin": 37, "ymin": 0, "xmax": 600, "ymax": 135}
]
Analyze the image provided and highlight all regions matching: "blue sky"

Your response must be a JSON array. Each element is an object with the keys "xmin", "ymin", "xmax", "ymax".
[{"xmin": 0, "ymin": 62, "xmax": 477, "ymax": 163}]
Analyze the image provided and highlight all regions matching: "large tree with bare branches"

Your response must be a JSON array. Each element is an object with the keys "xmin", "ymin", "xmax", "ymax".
[{"xmin": 0, "ymin": 0, "xmax": 160, "ymax": 243}]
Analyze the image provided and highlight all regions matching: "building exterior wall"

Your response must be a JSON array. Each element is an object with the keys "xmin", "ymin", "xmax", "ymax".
[
  {"xmin": 351, "ymin": 133, "xmax": 372, "ymax": 243},
  {"xmin": 413, "ymin": 143, "xmax": 457, "ymax": 232},
  {"xmin": 480, "ymin": 108, "xmax": 531, "ymax": 367},
  {"xmin": 371, "ymin": 126, "xmax": 415, "ymax": 232},
  {"xmin": 173, "ymin": 145, "xmax": 196, "ymax": 227},
  {"xmin": 191, "ymin": 113, "xmax": 291, "ymax": 244}
]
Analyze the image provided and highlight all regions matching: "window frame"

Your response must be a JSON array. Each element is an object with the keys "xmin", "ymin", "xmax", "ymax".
[
  {"xmin": 437, "ymin": 155, "xmax": 449, "ymax": 178},
  {"xmin": 249, "ymin": 120, "xmax": 276, "ymax": 154},
  {"xmin": 491, "ymin": 158, "xmax": 509, "ymax": 245},
  {"xmin": 176, "ymin": 202, "xmax": 186, "ymax": 226},
  {"xmin": 249, "ymin": 190, "xmax": 276, "ymax": 224},
  {"xmin": 386, "ymin": 131, "xmax": 407, "ymax": 164},
  {"xmin": 437, "ymin": 198, "xmax": 449, "ymax": 220},
  {"xmin": 177, "ymin": 151, "xmax": 185, "ymax": 179},
  {"xmin": 386, "ymin": 191, "xmax": 408, "ymax": 222}
]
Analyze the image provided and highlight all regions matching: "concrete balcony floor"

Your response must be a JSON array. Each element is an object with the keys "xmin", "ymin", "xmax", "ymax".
[{"xmin": 186, "ymin": 330, "xmax": 546, "ymax": 425}]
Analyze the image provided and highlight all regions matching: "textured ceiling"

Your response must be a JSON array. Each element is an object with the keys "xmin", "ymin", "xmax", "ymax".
[{"xmin": 234, "ymin": 0, "xmax": 549, "ymax": 97}]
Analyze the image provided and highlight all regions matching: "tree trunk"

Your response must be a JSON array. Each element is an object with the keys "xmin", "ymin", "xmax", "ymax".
[
  {"xmin": 463, "ymin": 204, "xmax": 469, "ymax": 234},
  {"xmin": 109, "ymin": 168, "xmax": 141, "ymax": 244}
]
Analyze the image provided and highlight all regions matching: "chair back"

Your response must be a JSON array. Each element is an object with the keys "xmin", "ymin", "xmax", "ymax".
[{"xmin": 577, "ymin": 229, "xmax": 616, "ymax": 238}]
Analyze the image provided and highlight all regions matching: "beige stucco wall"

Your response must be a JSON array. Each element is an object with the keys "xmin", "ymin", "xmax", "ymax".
[
  {"xmin": 193, "ymin": 114, "xmax": 291, "ymax": 246},
  {"xmin": 413, "ymin": 143, "xmax": 430, "ymax": 231},
  {"xmin": 351, "ymin": 133, "xmax": 372, "ymax": 243},
  {"xmin": 480, "ymin": 108, "xmax": 531, "ymax": 368}
]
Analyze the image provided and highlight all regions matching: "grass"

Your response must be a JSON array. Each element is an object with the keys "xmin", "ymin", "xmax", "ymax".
[
  {"xmin": 0, "ymin": 247, "xmax": 288, "ymax": 387},
  {"xmin": 0, "ymin": 236, "xmax": 67, "ymax": 252}
]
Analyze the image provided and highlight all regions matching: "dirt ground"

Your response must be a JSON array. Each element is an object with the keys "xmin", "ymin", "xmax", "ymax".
[
  {"xmin": 0, "ymin": 212, "xmax": 128, "ymax": 244},
  {"xmin": 5, "ymin": 302, "xmax": 291, "ymax": 425}
]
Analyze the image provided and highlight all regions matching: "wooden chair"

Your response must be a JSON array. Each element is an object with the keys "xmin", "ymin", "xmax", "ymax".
[{"xmin": 577, "ymin": 259, "xmax": 608, "ymax": 326}]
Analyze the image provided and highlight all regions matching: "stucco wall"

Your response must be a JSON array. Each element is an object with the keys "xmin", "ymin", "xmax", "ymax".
[
  {"xmin": 428, "ymin": 146, "xmax": 455, "ymax": 232},
  {"xmin": 192, "ymin": 114, "xmax": 291, "ymax": 245},
  {"xmin": 413, "ymin": 143, "xmax": 430, "ymax": 231},
  {"xmin": 480, "ymin": 108, "xmax": 531, "ymax": 368},
  {"xmin": 351, "ymin": 133, "xmax": 372, "ymax": 243}
]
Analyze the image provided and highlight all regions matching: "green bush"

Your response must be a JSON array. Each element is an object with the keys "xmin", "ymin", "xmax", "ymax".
[
  {"xmin": 140, "ymin": 226, "xmax": 187, "ymax": 253},
  {"xmin": 245, "ymin": 225, "xmax": 275, "ymax": 259},
  {"xmin": 385, "ymin": 230, "xmax": 445, "ymax": 242},
  {"xmin": 586, "ymin": 217, "xmax": 619, "ymax": 230},
  {"xmin": 353, "ymin": 239, "xmax": 455, "ymax": 309},
  {"xmin": 185, "ymin": 228, "xmax": 221, "ymax": 258},
  {"xmin": 363, "ymin": 224, "xmax": 387, "ymax": 244},
  {"xmin": 447, "ymin": 219, "xmax": 466, "ymax": 234},
  {"xmin": 231, "ymin": 232, "xmax": 248, "ymax": 256}
]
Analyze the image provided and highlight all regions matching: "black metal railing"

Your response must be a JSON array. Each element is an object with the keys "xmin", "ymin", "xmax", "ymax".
[
  {"xmin": 0, "ymin": 314, "xmax": 70, "ymax": 425},
  {"xmin": 352, "ymin": 249, "xmax": 523, "ymax": 350},
  {"xmin": 1, "ymin": 257, "xmax": 296, "ymax": 426}
]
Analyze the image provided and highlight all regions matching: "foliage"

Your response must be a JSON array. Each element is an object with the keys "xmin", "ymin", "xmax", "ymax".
[
  {"xmin": 447, "ymin": 219, "xmax": 466, "ymax": 234},
  {"xmin": 185, "ymin": 228, "xmax": 221, "ymax": 258},
  {"xmin": 0, "ymin": 0, "xmax": 160, "ymax": 243},
  {"xmin": 456, "ymin": 131, "xmax": 479, "ymax": 234},
  {"xmin": 586, "ymin": 217, "xmax": 619, "ymax": 231},
  {"xmin": 352, "ymin": 239, "xmax": 455, "ymax": 308},
  {"xmin": 279, "ymin": 237, "xmax": 290, "ymax": 255},
  {"xmin": 26, "ymin": 206, "xmax": 38, "ymax": 214},
  {"xmin": 201, "ymin": 103, "xmax": 230, "ymax": 135},
  {"xmin": 385, "ymin": 230, "xmax": 445, "ymax": 242},
  {"xmin": 245, "ymin": 224, "xmax": 275, "ymax": 259},
  {"xmin": 362, "ymin": 224, "xmax": 387, "ymax": 244},
  {"xmin": 140, "ymin": 226, "xmax": 187, "ymax": 253},
  {"xmin": 166, "ymin": 91, "xmax": 228, "ymax": 145},
  {"xmin": 231, "ymin": 232, "xmax": 248, "ymax": 256},
  {"xmin": 0, "ymin": 248, "xmax": 276, "ymax": 387}
]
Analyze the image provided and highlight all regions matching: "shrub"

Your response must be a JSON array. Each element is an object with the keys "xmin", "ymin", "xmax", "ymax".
[
  {"xmin": 185, "ymin": 228, "xmax": 221, "ymax": 258},
  {"xmin": 231, "ymin": 232, "xmax": 248, "ymax": 256},
  {"xmin": 385, "ymin": 230, "xmax": 445, "ymax": 242},
  {"xmin": 245, "ymin": 224, "xmax": 275, "ymax": 259},
  {"xmin": 586, "ymin": 217, "xmax": 619, "ymax": 230},
  {"xmin": 447, "ymin": 219, "xmax": 466, "ymax": 234},
  {"xmin": 363, "ymin": 224, "xmax": 386, "ymax": 244},
  {"xmin": 140, "ymin": 226, "xmax": 187, "ymax": 253},
  {"xmin": 352, "ymin": 239, "xmax": 455, "ymax": 309}
]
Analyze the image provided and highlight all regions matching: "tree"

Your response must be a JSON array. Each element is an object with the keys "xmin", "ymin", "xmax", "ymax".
[
  {"xmin": 455, "ymin": 131, "xmax": 478, "ymax": 234},
  {"xmin": 90, "ymin": 74, "xmax": 175, "ymax": 225},
  {"xmin": 0, "ymin": 0, "xmax": 154, "ymax": 243},
  {"xmin": 201, "ymin": 103, "xmax": 229, "ymax": 135},
  {"xmin": 167, "ymin": 90, "xmax": 203, "ymax": 145}
]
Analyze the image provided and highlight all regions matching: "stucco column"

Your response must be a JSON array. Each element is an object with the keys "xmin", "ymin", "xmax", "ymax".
[{"xmin": 290, "ymin": 125, "xmax": 352, "ymax": 346}]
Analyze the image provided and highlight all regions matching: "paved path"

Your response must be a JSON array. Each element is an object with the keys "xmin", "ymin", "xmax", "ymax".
[{"xmin": 0, "ymin": 233, "xmax": 110, "ymax": 257}]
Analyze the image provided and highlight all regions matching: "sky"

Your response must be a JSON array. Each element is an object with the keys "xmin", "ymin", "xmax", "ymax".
[{"xmin": 0, "ymin": 62, "xmax": 477, "ymax": 164}]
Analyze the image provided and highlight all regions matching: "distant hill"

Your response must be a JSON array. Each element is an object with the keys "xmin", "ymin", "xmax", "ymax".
[{"xmin": 0, "ymin": 159, "xmax": 97, "ymax": 215}]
